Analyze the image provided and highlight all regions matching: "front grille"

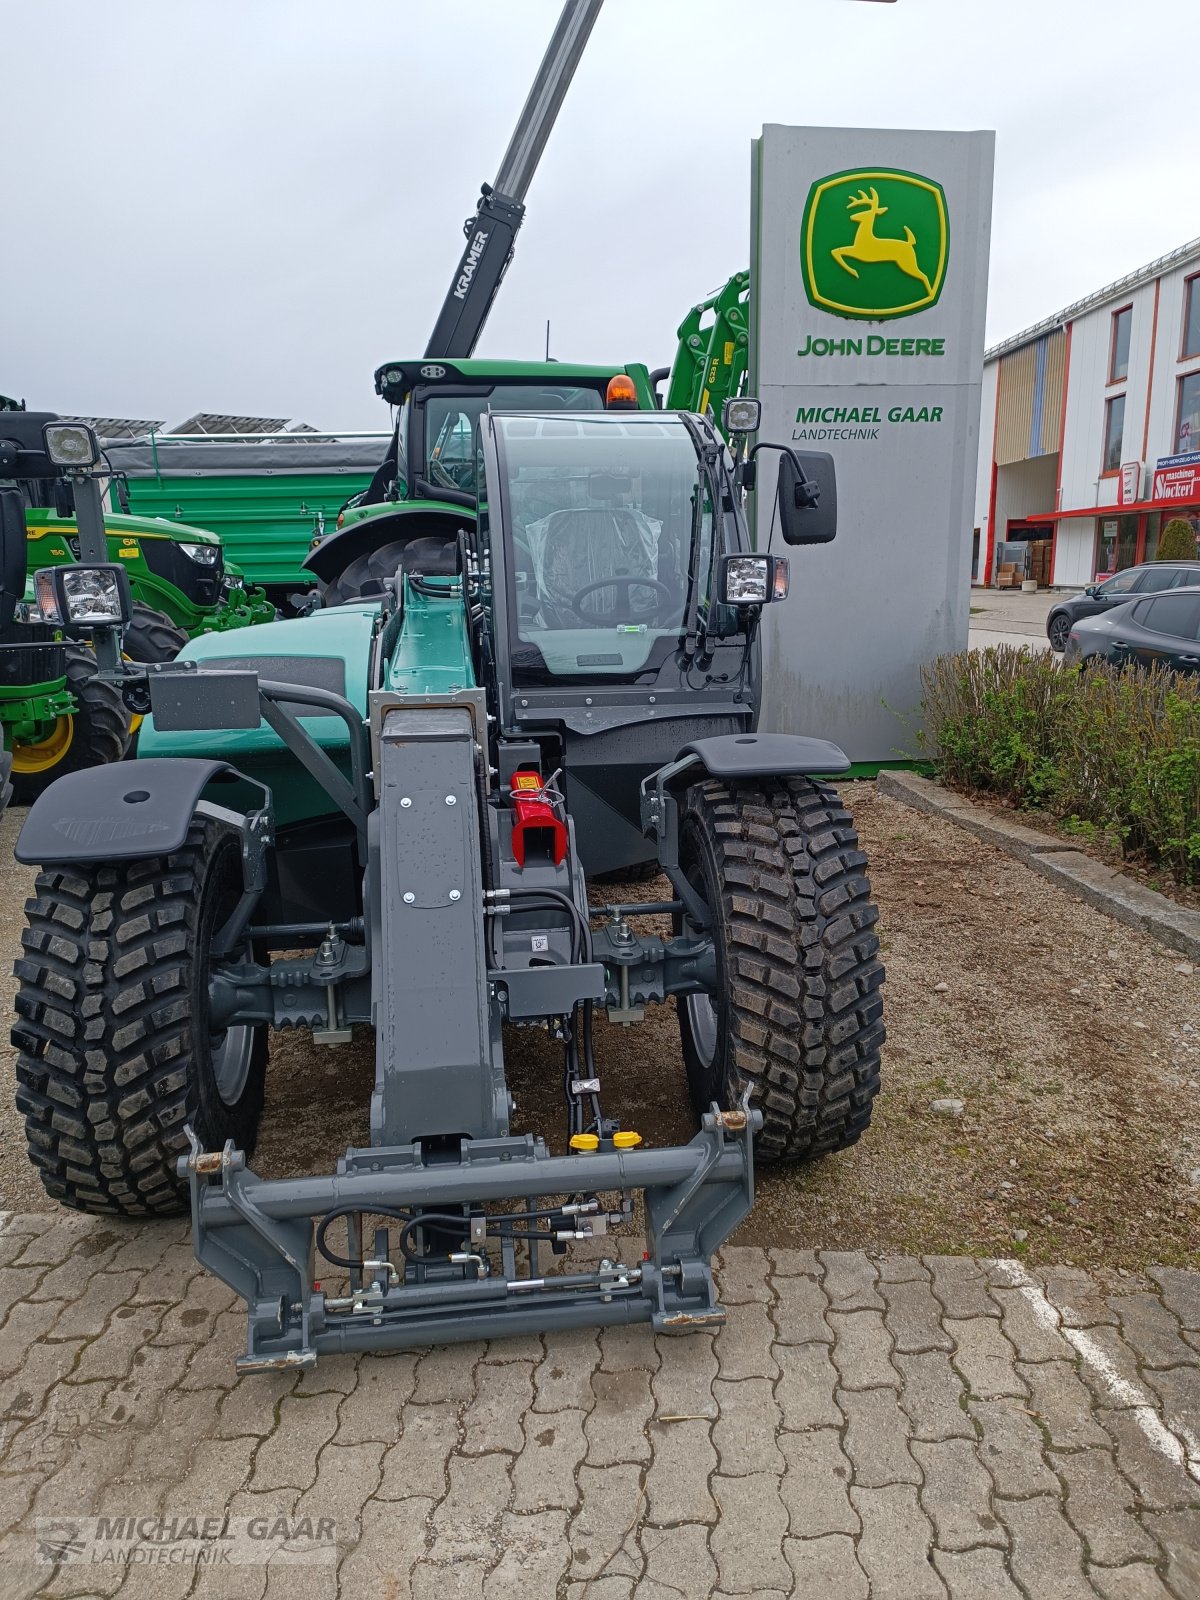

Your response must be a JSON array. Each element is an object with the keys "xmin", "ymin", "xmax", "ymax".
[{"xmin": 0, "ymin": 642, "xmax": 68, "ymax": 687}]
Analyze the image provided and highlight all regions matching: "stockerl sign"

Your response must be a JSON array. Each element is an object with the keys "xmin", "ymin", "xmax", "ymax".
[{"xmin": 1153, "ymin": 454, "xmax": 1200, "ymax": 502}]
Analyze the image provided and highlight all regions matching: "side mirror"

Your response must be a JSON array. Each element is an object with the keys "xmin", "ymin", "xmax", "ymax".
[
  {"xmin": 777, "ymin": 449, "xmax": 837, "ymax": 545},
  {"xmin": 0, "ymin": 487, "xmax": 27, "ymax": 625}
]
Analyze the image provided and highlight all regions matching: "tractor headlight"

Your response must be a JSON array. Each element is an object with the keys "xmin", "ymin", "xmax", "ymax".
[
  {"xmin": 721, "ymin": 397, "xmax": 762, "ymax": 435},
  {"xmin": 33, "ymin": 563, "xmax": 132, "ymax": 630},
  {"xmin": 42, "ymin": 421, "xmax": 100, "ymax": 469},
  {"xmin": 718, "ymin": 553, "xmax": 790, "ymax": 606},
  {"xmin": 179, "ymin": 541, "xmax": 220, "ymax": 566}
]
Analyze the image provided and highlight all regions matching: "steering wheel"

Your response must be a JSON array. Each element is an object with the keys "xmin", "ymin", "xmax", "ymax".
[{"xmin": 568, "ymin": 575, "xmax": 675, "ymax": 624}]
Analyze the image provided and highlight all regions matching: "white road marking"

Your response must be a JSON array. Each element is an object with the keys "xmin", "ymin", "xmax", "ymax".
[{"xmin": 992, "ymin": 1258, "xmax": 1200, "ymax": 1483}]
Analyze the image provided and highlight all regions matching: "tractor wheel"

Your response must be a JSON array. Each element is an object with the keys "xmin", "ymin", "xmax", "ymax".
[
  {"xmin": 0, "ymin": 749, "xmax": 11, "ymax": 813},
  {"xmin": 676, "ymin": 777, "xmax": 884, "ymax": 1163},
  {"xmin": 12, "ymin": 820, "xmax": 268, "ymax": 1216},
  {"xmin": 321, "ymin": 541, "xmax": 411, "ymax": 606},
  {"xmin": 122, "ymin": 603, "xmax": 189, "ymax": 664},
  {"xmin": 9, "ymin": 643, "xmax": 130, "ymax": 805}
]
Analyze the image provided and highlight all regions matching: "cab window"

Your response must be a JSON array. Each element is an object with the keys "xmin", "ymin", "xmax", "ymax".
[
  {"xmin": 426, "ymin": 385, "xmax": 604, "ymax": 496},
  {"xmin": 1139, "ymin": 594, "xmax": 1200, "ymax": 638}
]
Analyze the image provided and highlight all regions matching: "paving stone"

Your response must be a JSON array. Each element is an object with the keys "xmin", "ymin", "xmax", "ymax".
[
  {"xmin": 480, "ymin": 1333, "xmax": 544, "ymax": 1365},
  {"xmin": 1088, "ymin": 1564, "xmax": 1179, "ymax": 1600},
  {"xmin": 1054, "ymin": 1446, "xmax": 1160, "ymax": 1567},
  {"xmin": 1148, "ymin": 1266, "xmax": 1200, "ymax": 1331},
  {"xmin": 643, "ymin": 1418, "xmax": 716, "ymax": 1524},
  {"xmin": 970, "ymin": 1398, "xmax": 1059, "ymax": 1497},
  {"xmin": 568, "ymin": 1462, "xmax": 642, "ymax": 1580},
  {"xmin": 840, "ymin": 1387, "xmax": 919, "ymax": 1486},
  {"xmin": 377, "ymin": 1402, "xmax": 459, "ymax": 1499},
  {"xmin": 166, "ymin": 1432, "xmax": 256, "ymax": 1514},
  {"xmin": 103, "ymin": 1220, "xmax": 184, "ymax": 1279},
  {"xmin": 819, "ymin": 1251, "xmax": 882, "ymax": 1312},
  {"xmin": 851, "ymin": 1483, "xmax": 945, "ymax": 1599},
  {"xmin": 485, "ymin": 1508, "xmax": 570, "ymax": 1600},
  {"xmin": 1070, "ymin": 1325, "xmax": 1147, "ymax": 1410},
  {"xmin": 774, "ymin": 1341, "xmax": 842, "ymax": 1429},
  {"xmin": 68, "ymin": 1300, "xmax": 169, "ymax": 1386},
  {"xmin": 711, "ymin": 1376, "xmax": 782, "ymax": 1475},
  {"xmin": 828, "ymin": 1309, "xmax": 898, "ymax": 1390},
  {"xmin": 0, "ymin": 1334, "xmax": 83, "ymax": 1420},
  {"xmin": 412, "ymin": 1342, "xmax": 485, "ymax": 1405},
  {"xmin": 213, "ymin": 1370, "xmax": 298, "ymax": 1440},
  {"xmin": 988, "ymin": 1284, "xmax": 1074, "ymax": 1363},
  {"xmin": 0, "ymin": 1266, "xmax": 49, "ymax": 1332},
  {"xmin": 118, "ymin": 1385, "xmax": 225, "ymax": 1493},
  {"xmin": 292, "ymin": 1439, "xmax": 386, "ymax": 1558},
  {"xmin": 913, "ymin": 1437, "xmax": 1004, "ymax": 1551},
  {"xmin": 716, "ymin": 1245, "xmax": 772, "ymax": 1303},
  {"xmin": 565, "ymin": 1580, "xmax": 633, "ymax": 1600},
  {"xmin": 428, "ymin": 1450, "xmax": 512, "ymax": 1561},
  {"xmin": 1141, "ymin": 1509, "xmax": 1200, "ymax": 1600},
  {"xmin": 511, "ymin": 1407, "xmax": 585, "ymax": 1512},
  {"xmin": 249, "ymin": 1392, "xmax": 341, "ymax": 1492},
  {"xmin": 879, "ymin": 1275, "xmax": 953, "ymax": 1354},
  {"xmin": 715, "ymin": 1300, "xmax": 779, "ymax": 1381},
  {"xmin": 174, "ymin": 1308, "xmax": 243, "ymax": 1392},
  {"xmin": 582, "ymin": 1367, "xmax": 653, "ymax": 1467},
  {"xmin": 0, "ymin": 1300, "xmax": 65, "ymax": 1379},
  {"xmin": 412, "ymin": 1561, "xmax": 486, "ymax": 1600},
  {"xmin": 1099, "ymin": 1406, "xmax": 1199, "ymax": 1510},
  {"xmin": 999, "ymin": 1493, "xmax": 1095, "ymax": 1600},
  {"xmin": 294, "ymin": 1353, "xmax": 359, "ymax": 1397},
  {"xmin": 531, "ymin": 1329, "xmax": 599, "ymax": 1413},
  {"xmin": 877, "ymin": 1255, "xmax": 930, "ymax": 1284},
  {"xmin": 1116, "ymin": 1293, "xmax": 1196, "ymax": 1370},
  {"xmin": 710, "ymin": 1472, "xmax": 790, "ymax": 1595},
  {"xmin": 650, "ymin": 1332, "xmax": 717, "ymax": 1418},
  {"xmin": 31, "ymin": 1423, "xmax": 136, "ymax": 1520},
  {"xmin": 784, "ymin": 1532, "xmax": 867, "ymax": 1598},
  {"xmin": 337, "ymin": 1497, "xmax": 433, "ymax": 1599},
  {"xmin": 1142, "ymin": 1364, "xmax": 1200, "ymax": 1453},
  {"xmin": 598, "ymin": 1324, "xmax": 659, "ymax": 1373},
  {"xmin": 770, "ymin": 1271, "xmax": 832, "ymax": 1345},
  {"xmin": 126, "ymin": 1240, "xmax": 203, "ymax": 1306},
  {"xmin": 1019, "ymin": 1358, "xmax": 1109, "ymax": 1451},
  {"xmin": 777, "ymin": 1428, "xmax": 858, "ymax": 1537},
  {"xmin": 893, "ymin": 1350, "xmax": 973, "ymax": 1441},
  {"xmin": 334, "ymin": 1352, "xmax": 416, "ymax": 1445},
  {"xmin": 932, "ymin": 1548, "xmax": 1023, "ymax": 1599},
  {"xmin": 1041, "ymin": 1266, "xmax": 1120, "ymax": 1328},
  {"xmin": 949, "ymin": 1316, "xmax": 1026, "ymax": 1399},
  {"xmin": 638, "ymin": 1522, "xmax": 716, "ymax": 1596},
  {"xmin": 11, "ymin": 1216, "xmax": 106, "ymax": 1269},
  {"xmin": 462, "ymin": 1360, "xmax": 534, "ymax": 1456},
  {"xmin": 150, "ymin": 1268, "xmax": 236, "ymax": 1346},
  {"xmin": 925, "ymin": 1256, "xmax": 998, "ymax": 1320},
  {"xmin": 768, "ymin": 1247, "xmax": 821, "ymax": 1277}
]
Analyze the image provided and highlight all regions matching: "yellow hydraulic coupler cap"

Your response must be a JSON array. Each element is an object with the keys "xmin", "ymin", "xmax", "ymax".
[
  {"xmin": 613, "ymin": 1131, "xmax": 643, "ymax": 1150},
  {"xmin": 570, "ymin": 1133, "xmax": 599, "ymax": 1152}
]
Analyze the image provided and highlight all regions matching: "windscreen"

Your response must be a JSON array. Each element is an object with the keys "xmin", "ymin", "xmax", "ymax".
[
  {"xmin": 493, "ymin": 414, "xmax": 712, "ymax": 678},
  {"xmin": 425, "ymin": 384, "xmax": 605, "ymax": 496}
]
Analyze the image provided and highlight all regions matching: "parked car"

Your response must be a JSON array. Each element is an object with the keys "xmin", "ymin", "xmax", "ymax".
[
  {"xmin": 1062, "ymin": 586, "xmax": 1200, "ymax": 674},
  {"xmin": 1046, "ymin": 561, "xmax": 1200, "ymax": 652}
]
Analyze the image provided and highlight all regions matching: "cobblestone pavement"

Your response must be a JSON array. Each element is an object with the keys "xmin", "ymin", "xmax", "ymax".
[{"xmin": 1, "ymin": 1213, "xmax": 1198, "ymax": 1599}]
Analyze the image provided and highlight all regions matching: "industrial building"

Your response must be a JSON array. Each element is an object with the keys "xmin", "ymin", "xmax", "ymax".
[{"xmin": 973, "ymin": 236, "xmax": 1200, "ymax": 587}]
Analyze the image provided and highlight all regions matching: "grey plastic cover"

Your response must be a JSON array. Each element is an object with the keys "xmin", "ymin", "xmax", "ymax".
[{"xmin": 102, "ymin": 436, "xmax": 389, "ymax": 477}]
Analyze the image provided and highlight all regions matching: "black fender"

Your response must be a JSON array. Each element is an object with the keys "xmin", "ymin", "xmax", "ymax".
[
  {"xmin": 673, "ymin": 731, "xmax": 850, "ymax": 781},
  {"xmin": 303, "ymin": 504, "xmax": 467, "ymax": 584},
  {"xmin": 15, "ymin": 758, "xmax": 242, "ymax": 865}
]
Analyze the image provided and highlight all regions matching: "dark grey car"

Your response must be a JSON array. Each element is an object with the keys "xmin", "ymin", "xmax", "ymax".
[
  {"xmin": 1062, "ymin": 586, "xmax": 1200, "ymax": 674},
  {"xmin": 1046, "ymin": 561, "xmax": 1200, "ymax": 652}
]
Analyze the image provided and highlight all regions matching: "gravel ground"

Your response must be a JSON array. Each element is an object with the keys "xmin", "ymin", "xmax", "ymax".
[{"xmin": 0, "ymin": 785, "xmax": 1197, "ymax": 1270}]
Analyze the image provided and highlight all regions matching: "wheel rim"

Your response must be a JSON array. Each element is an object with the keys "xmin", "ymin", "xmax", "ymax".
[
  {"xmin": 210, "ymin": 1023, "xmax": 256, "ymax": 1107},
  {"xmin": 684, "ymin": 992, "xmax": 719, "ymax": 1070},
  {"xmin": 1050, "ymin": 617, "xmax": 1069, "ymax": 650},
  {"xmin": 11, "ymin": 715, "xmax": 74, "ymax": 774}
]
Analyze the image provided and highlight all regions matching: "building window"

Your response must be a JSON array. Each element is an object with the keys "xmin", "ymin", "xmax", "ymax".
[
  {"xmin": 1177, "ymin": 370, "xmax": 1200, "ymax": 455},
  {"xmin": 1109, "ymin": 305, "xmax": 1131, "ymax": 383},
  {"xmin": 1103, "ymin": 393, "xmax": 1125, "ymax": 473},
  {"xmin": 1183, "ymin": 275, "xmax": 1200, "ymax": 361}
]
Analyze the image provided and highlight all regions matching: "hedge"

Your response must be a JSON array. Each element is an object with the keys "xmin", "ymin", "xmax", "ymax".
[{"xmin": 921, "ymin": 647, "xmax": 1200, "ymax": 883}]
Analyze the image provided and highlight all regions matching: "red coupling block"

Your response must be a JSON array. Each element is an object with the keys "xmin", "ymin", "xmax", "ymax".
[{"xmin": 510, "ymin": 771, "xmax": 568, "ymax": 867}]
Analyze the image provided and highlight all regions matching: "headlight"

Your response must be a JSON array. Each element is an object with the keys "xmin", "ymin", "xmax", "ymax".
[
  {"xmin": 33, "ymin": 563, "xmax": 132, "ymax": 629},
  {"xmin": 718, "ymin": 553, "xmax": 790, "ymax": 606},
  {"xmin": 179, "ymin": 541, "xmax": 221, "ymax": 566},
  {"xmin": 42, "ymin": 421, "xmax": 100, "ymax": 468},
  {"xmin": 34, "ymin": 569, "xmax": 62, "ymax": 624},
  {"xmin": 722, "ymin": 397, "xmax": 762, "ymax": 434}
]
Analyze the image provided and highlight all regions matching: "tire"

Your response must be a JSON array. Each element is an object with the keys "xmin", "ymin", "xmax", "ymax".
[
  {"xmin": 321, "ymin": 536, "xmax": 456, "ymax": 607},
  {"xmin": 1048, "ymin": 612, "xmax": 1072, "ymax": 653},
  {"xmin": 122, "ymin": 603, "xmax": 189, "ymax": 664},
  {"xmin": 9, "ymin": 642, "xmax": 130, "ymax": 805},
  {"xmin": 0, "ymin": 749, "xmax": 11, "ymax": 813},
  {"xmin": 676, "ymin": 777, "xmax": 884, "ymax": 1163},
  {"xmin": 12, "ymin": 821, "xmax": 268, "ymax": 1216}
]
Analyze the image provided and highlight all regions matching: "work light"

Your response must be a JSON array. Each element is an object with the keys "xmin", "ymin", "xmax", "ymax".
[
  {"xmin": 179, "ymin": 541, "xmax": 221, "ymax": 566},
  {"xmin": 719, "ymin": 553, "xmax": 790, "ymax": 606},
  {"xmin": 722, "ymin": 397, "xmax": 762, "ymax": 435},
  {"xmin": 34, "ymin": 563, "xmax": 132, "ymax": 630},
  {"xmin": 42, "ymin": 422, "xmax": 100, "ymax": 469}
]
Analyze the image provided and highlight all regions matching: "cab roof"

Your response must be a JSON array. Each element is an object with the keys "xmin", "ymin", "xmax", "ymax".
[{"xmin": 373, "ymin": 358, "xmax": 630, "ymax": 406}]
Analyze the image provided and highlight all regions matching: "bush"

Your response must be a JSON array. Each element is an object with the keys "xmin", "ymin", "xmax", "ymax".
[
  {"xmin": 921, "ymin": 648, "xmax": 1200, "ymax": 883},
  {"xmin": 1156, "ymin": 517, "xmax": 1197, "ymax": 561}
]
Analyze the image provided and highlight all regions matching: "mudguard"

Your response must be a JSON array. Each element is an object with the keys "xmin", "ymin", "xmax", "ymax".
[
  {"xmin": 14, "ymin": 758, "xmax": 240, "ymax": 864},
  {"xmin": 673, "ymin": 731, "xmax": 850, "ymax": 780}
]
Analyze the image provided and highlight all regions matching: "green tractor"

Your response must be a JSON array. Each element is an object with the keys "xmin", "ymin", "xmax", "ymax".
[{"xmin": 11, "ymin": 395, "xmax": 885, "ymax": 1370}]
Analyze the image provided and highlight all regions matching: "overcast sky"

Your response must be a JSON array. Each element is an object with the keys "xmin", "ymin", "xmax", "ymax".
[{"xmin": 1, "ymin": 0, "xmax": 1191, "ymax": 429}]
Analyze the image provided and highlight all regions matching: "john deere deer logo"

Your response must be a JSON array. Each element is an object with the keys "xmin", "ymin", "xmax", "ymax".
[{"xmin": 801, "ymin": 168, "xmax": 948, "ymax": 321}]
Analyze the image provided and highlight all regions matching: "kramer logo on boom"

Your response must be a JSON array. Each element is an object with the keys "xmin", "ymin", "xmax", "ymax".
[
  {"xmin": 801, "ymin": 168, "xmax": 948, "ymax": 321},
  {"xmin": 454, "ymin": 229, "xmax": 489, "ymax": 300}
]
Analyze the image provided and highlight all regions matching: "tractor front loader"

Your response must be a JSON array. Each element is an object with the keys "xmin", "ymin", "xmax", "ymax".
[{"xmin": 12, "ymin": 401, "xmax": 884, "ymax": 1370}]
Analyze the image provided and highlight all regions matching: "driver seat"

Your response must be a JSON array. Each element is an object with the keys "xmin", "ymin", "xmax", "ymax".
[{"xmin": 534, "ymin": 507, "xmax": 656, "ymax": 628}]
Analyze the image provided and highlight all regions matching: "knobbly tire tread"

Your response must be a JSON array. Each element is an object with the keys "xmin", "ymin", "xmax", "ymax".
[
  {"xmin": 678, "ymin": 776, "xmax": 884, "ymax": 1162},
  {"xmin": 12, "ymin": 821, "xmax": 266, "ymax": 1216},
  {"xmin": 122, "ymin": 603, "xmax": 189, "ymax": 664},
  {"xmin": 9, "ymin": 642, "xmax": 130, "ymax": 804}
]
